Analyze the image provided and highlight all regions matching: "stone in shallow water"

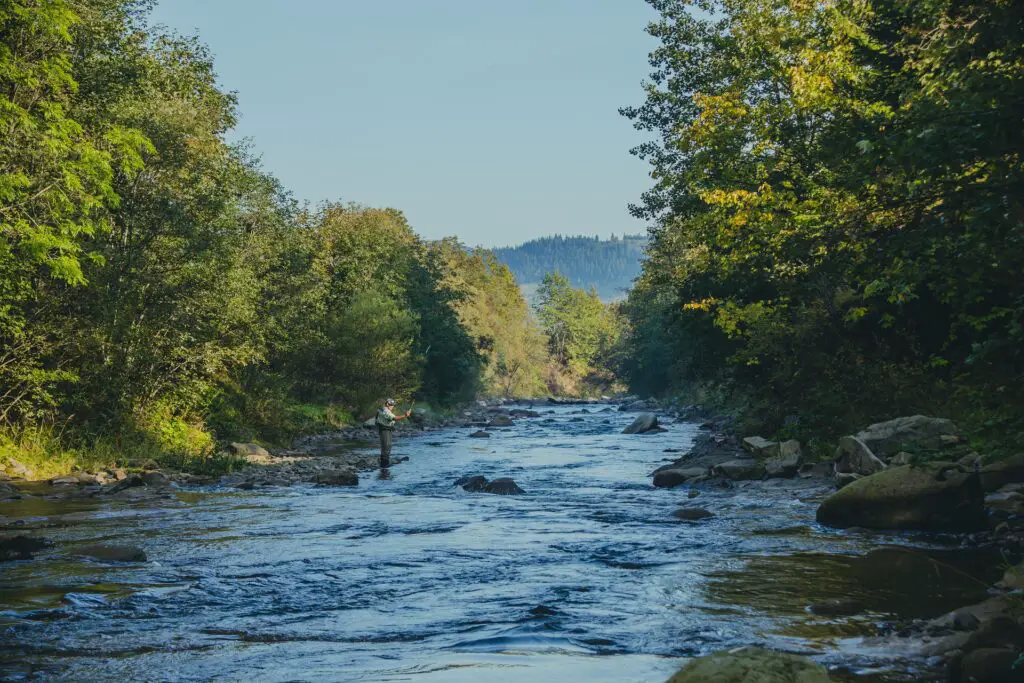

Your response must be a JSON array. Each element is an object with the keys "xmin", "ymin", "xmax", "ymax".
[
  {"xmin": 469, "ymin": 430, "xmax": 491, "ymax": 438},
  {"xmin": 653, "ymin": 467, "xmax": 705, "ymax": 488},
  {"xmin": 622, "ymin": 413, "xmax": 659, "ymax": 434},
  {"xmin": 665, "ymin": 647, "xmax": 832, "ymax": 683},
  {"xmin": 0, "ymin": 535, "xmax": 50, "ymax": 561},
  {"xmin": 483, "ymin": 478, "xmax": 524, "ymax": 495},
  {"xmin": 673, "ymin": 507, "xmax": 713, "ymax": 521},
  {"xmin": 455, "ymin": 475, "xmax": 488, "ymax": 492},
  {"xmin": 70, "ymin": 543, "xmax": 147, "ymax": 563},
  {"xmin": 315, "ymin": 469, "xmax": 358, "ymax": 486},
  {"xmin": 816, "ymin": 463, "xmax": 986, "ymax": 532}
]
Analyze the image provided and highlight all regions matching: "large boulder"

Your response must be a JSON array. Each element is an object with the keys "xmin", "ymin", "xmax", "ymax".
[
  {"xmin": 742, "ymin": 436, "xmax": 778, "ymax": 458},
  {"xmin": 623, "ymin": 413, "xmax": 659, "ymax": 434},
  {"xmin": 980, "ymin": 454, "xmax": 1024, "ymax": 492},
  {"xmin": 816, "ymin": 463, "xmax": 986, "ymax": 532},
  {"xmin": 713, "ymin": 459, "xmax": 766, "ymax": 481},
  {"xmin": 854, "ymin": 415, "xmax": 960, "ymax": 458},
  {"xmin": 71, "ymin": 544, "xmax": 147, "ymax": 562},
  {"xmin": 653, "ymin": 467, "xmax": 707, "ymax": 488},
  {"xmin": 315, "ymin": 469, "xmax": 359, "ymax": 486},
  {"xmin": 765, "ymin": 451, "xmax": 803, "ymax": 479},
  {"xmin": 834, "ymin": 436, "xmax": 887, "ymax": 476},
  {"xmin": 484, "ymin": 478, "xmax": 524, "ymax": 495},
  {"xmin": 665, "ymin": 647, "xmax": 833, "ymax": 683}
]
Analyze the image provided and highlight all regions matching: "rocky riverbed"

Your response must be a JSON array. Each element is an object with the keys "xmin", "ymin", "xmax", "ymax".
[{"xmin": 1, "ymin": 400, "xmax": 1022, "ymax": 682}]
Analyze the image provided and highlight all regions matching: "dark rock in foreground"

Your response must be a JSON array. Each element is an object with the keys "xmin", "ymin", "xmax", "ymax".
[
  {"xmin": 469, "ymin": 430, "xmax": 491, "ymax": 439},
  {"xmin": 816, "ymin": 463, "xmax": 986, "ymax": 531},
  {"xmin": 484, "ymin": 478, "xmax": 524, "ymax": 495},
  {"xmin": 665, "ymin": 647, "xmax": 832, "ymax": 682}
]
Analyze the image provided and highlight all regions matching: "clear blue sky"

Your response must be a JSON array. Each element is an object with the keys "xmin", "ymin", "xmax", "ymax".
[{"xmin": 148, "ymin": 1, "xmax": 659, "ymax": 248}]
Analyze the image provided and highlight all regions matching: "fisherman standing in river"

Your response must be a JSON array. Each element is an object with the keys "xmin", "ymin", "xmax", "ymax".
[{"xmin": 376, "ymin": 398, "xmax": 411, "ymax": 469}]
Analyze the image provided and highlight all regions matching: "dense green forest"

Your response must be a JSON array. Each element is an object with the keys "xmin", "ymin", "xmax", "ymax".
[
  {"xmin": 494, "ymin": 234, "xmax": 646, "ymax": 301},
  {"xmin": 619, "ymin": 0, "xmax": 1024, "ymax": 449},
  {"xmin": 0, "ymin": 0, "xmax": 622, "ymax": 478}
]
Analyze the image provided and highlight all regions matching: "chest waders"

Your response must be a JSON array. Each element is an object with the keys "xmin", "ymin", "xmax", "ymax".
[{"xmin": 378, "ymin": 426, "xmax": 393, "ymax": 468}]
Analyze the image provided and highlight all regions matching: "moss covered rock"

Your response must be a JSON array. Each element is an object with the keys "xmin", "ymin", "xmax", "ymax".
[
  {"xmin": 816, "ymin": 463, "xmax": 986, "ymax": 531},
  {"xmin": 666, "ymin": 647, "xmax": 833, "ymax": 682}
]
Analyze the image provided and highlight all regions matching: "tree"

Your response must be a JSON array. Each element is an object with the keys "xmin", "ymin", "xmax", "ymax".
[
  {"xmin": 621, "ymin": 0, "xmax": 1024, "ymax": 437},
  {"xmin": 535, "ymin": 272, "xmax": 620, "ymax": 383}
]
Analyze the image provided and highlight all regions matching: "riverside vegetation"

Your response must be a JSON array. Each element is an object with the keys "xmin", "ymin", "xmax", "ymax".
[
  {"xmin": 0, "ymin": 0, "xmax": 623, "ymax": 480},
  {"xmin": 618, "ymin": 0, "xmax": 1024, "ymax": 459},
  {"xmin": 5, "ymin": 0, "xmax": 1024, "ymax": 681}
]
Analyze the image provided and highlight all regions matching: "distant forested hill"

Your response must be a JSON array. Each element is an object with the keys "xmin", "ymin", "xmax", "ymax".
[{"xmin": 493, "ymin": 234, "xmax": 646, "ymax": 302}]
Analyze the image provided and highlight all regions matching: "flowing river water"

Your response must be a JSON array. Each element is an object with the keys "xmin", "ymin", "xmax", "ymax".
[{"xmin": 0, "ymin": 405, "xmax": 1004, "ymax": 682}]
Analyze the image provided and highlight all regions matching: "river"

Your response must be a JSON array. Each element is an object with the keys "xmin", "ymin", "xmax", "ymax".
[{"xmin": 0, "ymin": 405, "xmax": 1001, "ymax": 681}]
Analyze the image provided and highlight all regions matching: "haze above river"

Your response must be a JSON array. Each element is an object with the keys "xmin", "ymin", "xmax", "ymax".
[{"xmin": 0, "ymin": 406, "xmax": 997, "ymax": 681}]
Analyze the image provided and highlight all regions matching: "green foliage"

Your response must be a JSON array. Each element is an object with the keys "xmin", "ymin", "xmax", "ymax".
[
  {"xmin": 431, "ymin": 239, "xmax": 547, "ymax": 398},
  {"xmin": 535, "ymin": 272, "xmax": 623, "ymax": 394},
  {"xmin": 0, "ymin": 1, "xmax": 557, "ymax": 476},
  {"xmin": 621, "ymin": 0, "xmax": 1024, "ymax": 440}
]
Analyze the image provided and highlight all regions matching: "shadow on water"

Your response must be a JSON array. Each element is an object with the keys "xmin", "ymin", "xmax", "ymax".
[{"xmin": 708, "ymin": 546, "xmax": 1002, "ymax": 634}]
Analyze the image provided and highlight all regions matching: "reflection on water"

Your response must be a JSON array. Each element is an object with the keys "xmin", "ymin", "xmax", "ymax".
[{"xmin": 0, "ymin": 407, "xmax": 999, "ymax": 682}]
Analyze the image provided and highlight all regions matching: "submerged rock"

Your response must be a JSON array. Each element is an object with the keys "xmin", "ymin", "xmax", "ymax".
[
  {"xmin": 469, "ymin": 430, "xmax": 491, "ymax": 439},
  {"xmin": 315, "ymin": 469, "xmax": 358, "ymax": 486},
  {"xmin": 484, "ymin": 478, "xmax": 524, "ymax": 495},
  {"xmin": 71, "ymin": 543, "xmax": 147, "ymax": 563},
  {"xmin": 673, "ymin": 507, "xmax": 714, "ymax": 521},
  {"xmin": 623, "ymin": 413, "xmax": 659, "ymax": 434},
  {"xmin": 665, "ymin": 647, "xmax": 832, "ymax": 683},
  {"xmin": 816, "ymin": 463, "xmax": 986, "ymax": 531},
  {"xmin": 0, "ymin": 535, "xmax": 50, "ymax": 561},
  {"xmin": 455, "ymin": 475, "xmax": 488, "ymax": 492},
  {"xmin": 488, "ymin": 415, "xmax": 514, "ymax": 428}
]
